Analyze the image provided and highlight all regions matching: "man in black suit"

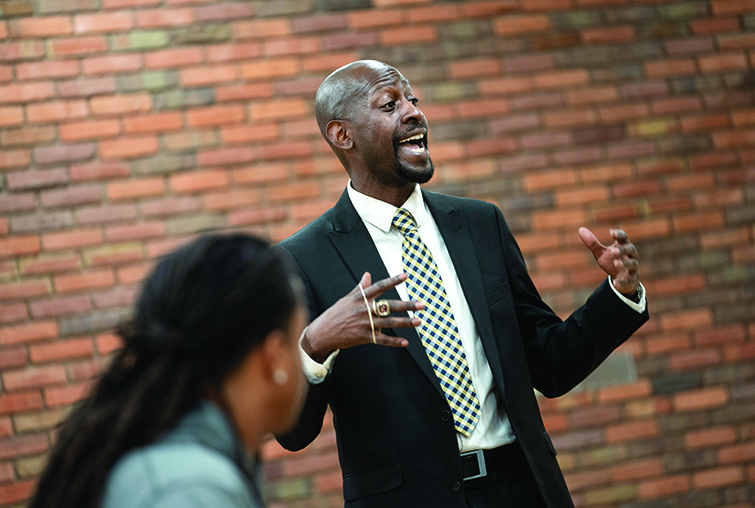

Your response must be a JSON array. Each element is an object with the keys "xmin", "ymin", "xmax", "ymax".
[{"xmin": 276, "ymin": 60, "xmax": 648, "ymax": 508}]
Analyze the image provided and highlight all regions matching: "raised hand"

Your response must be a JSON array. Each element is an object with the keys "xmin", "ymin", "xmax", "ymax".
[
  {"xmin": 578, "ymin": 227, "xmax": 640, "ymax": 296},
  {"xmin": 302, "ymin": 272, "xmax": 424, "ymax": 363}
]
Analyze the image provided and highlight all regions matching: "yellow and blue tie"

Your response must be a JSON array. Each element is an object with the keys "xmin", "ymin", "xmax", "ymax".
[{"xmin": 392, "ymin": 208, "xmax": 481, "ymax": 437}]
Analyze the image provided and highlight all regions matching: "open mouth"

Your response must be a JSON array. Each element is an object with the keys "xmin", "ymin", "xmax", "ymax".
[{"xmin": 397, "ymin": 132, "xmax": 428, "ymax": 155}]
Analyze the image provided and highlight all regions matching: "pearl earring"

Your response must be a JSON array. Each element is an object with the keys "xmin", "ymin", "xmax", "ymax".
[{"xmin": 273, "ymin": 369, "xmax": 289, "ymax": 386}]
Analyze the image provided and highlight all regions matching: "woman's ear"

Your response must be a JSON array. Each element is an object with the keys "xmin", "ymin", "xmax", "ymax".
[{"xmin": 326, "ymin": 120, "xmax": 353, "ymax": 150}]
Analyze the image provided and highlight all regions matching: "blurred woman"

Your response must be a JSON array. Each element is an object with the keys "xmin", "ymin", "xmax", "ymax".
[{"xmin": 29, "ymin": 233, "xmax": 307, "ymax": 508}]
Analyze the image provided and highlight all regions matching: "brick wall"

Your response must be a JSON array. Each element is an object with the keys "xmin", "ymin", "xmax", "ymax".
[{"xmin": 0, "ymin": 0, "xmax": 754, "ymax": 506}]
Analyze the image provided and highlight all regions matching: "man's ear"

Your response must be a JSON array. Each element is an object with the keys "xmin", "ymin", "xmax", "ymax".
[{"xmin": 326, "ymin": 120, "xmax": 353, "ymax": 150}]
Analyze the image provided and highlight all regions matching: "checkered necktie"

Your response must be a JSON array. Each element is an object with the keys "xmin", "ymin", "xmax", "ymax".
[{"xmin": 392, "ymin": 208, "xmax": 481, "ymax": 437}]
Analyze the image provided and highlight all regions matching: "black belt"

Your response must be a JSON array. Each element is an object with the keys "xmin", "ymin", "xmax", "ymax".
[{"xmin": 460, "ymin": 442, "xmax": 520, "ymax": 481}]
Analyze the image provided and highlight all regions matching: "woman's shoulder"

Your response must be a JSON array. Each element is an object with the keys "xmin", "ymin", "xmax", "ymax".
[{"xmin": 101, "ymin": 442, "xmax": 259, "ymax": 508}]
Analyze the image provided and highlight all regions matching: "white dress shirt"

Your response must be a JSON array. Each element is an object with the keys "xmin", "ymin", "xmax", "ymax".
[{"xmin": 301, "ymin": 183, "xmax": 647, "ymax": 452}]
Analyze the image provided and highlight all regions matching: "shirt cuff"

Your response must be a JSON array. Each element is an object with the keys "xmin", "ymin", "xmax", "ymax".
[
  {"xmin": 298, "ymin": 327, "xmax": 339, "ymax": 385},
  {"xmin": 608, "ymin": 277, "xmax": 646, "ymax": 314}
]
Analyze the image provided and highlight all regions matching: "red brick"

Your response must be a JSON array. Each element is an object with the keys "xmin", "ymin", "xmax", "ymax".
[
  {"xmin": 103, "ymin": 0, "xmax": 160, "ymax": 7},
  {"xmin": 30, "ymin": 295, "xmax": 91, "ymax": 318},
  {"xmin": 700, "ymin": 227, "xmax": 749, "ymax": 248},
  {"xmin": 0, "ymin": 304, "xmax": 27, "ymax": 324},
  {"xmin": 233, "ymin": 163, "xmax": 289, "ymax": 185},
  {"xmin": 0, "ymin": 481, "xmax": 35, "ymax": 505},
  {"xmin": 639, "ymin": 475, "xmax": 690, "ymax": 499},
  {"xmin": 408, "ymin": 4, "xmax": 460, "ymax": 22},
  {"xmin": 229, "ymin": 207, "xmax": 288, "ymax": 227},
  {"xmin": 117, "ymin": 263, "xmax": 152, "ymax": 284},
  {"xmin": 535, "ymin": 70, "xmax": 589, "ymax": 89},
  {"xmin": 546, "ymin": 110, "xmax": 597, "ymax": 128},
  {"xmin": 186, "ymin": 105, "xmax": 245, "ymax": 127},
  {"xmin": 234, "ymin": 19, "xmax": 291, "ymax": 39},
  {"xmin": 21, "ymin": 255, "xmax": 80, "ymax": 275},
  {"xmin": 690, "ymin": 17, "xmax": 740, "ymax": 34},
  {"xmin": 137, "ymin": 8, "xmax": 194, "ymax": 27},
  {"xmin": 661, "ymin": 309, "xmax": 713, "ymax": 331},
  {"xmin": 241, "ymin": 58, "xmax": 299, "ymax": 80},
  {"xmin": 349, "ymin": 9, "xmax": 406, "ymax": 28},
  {"xmin": 718, "ymin": 33, "xmax": 755, "ymax": 50},
  {"xmin": 45, "ymin": 382, "xmax": 91, "ymax": 407},
  {"xmin": 719, "ymin": 442, "xmax": 755, "ymax": 464},
  {"xmin": 60, "ymin": 119, "xmax": 120, "ymax": 141},
  {"xmin": 379, "ymin": 26, "xmax": 437, "ymax": 46},
  {"xmin": 30, "ymin": 338, "xmax": 92, "ymax": 364},
  {"xmin": 600, "ymin": 103, "xmax": 650, "ymax": 122},
  {"xmin": 42, "ymin": 229, "xmax": 103, "ymax": 250},
  {"xmin": 713, "ymin": 130, "xmax": 755, "ymax": 148},
  {"xmin": 100, "ymin": 136, "xmax": 159, "ymax": 160},
  {"xmin": 0, "ymin": 279, "xmax": 51, "ymax": 300},
  {"xmin": 96, "ymin": 333, "xmax": 123, "ymax": 355},
  {"xmin": 674, "ymin": 387, "xmax": 729, "ymax": 412},
  {"xmin": 259, "ymin": 142, "xmax": 312, "ymax": 160},
  {"xmin": 216, "ymin": 83, "xmax": 274, "ymax": 102},
  {"xmin": 669, "ymin": 348, "xmax": 722, "ymax": 371},
  {"xmin": 3, "ymin": 366, "xmax": 66, "ymax": 390},
  {"xmin": 90, "ymin": 93, "xmax": 151, "ymax": 116},
  {"xmin": 206, "ymin": 43, "xmax": 261, "ymax": 62},
  {"xmin": 532, "ymin": 209, "xmax": 586, "ymax": 229},
  {"xmin": 681, "ymin": 113, "xmax": 730, "ymax": 132},
  {"xmin": 27, "ymin": 100, "xmax": 88, "ymax": 123},
  {"xmin": 645, "ymin": 59, "xmax": 696, "ymax": 77},
  {"xmin": 107, "ymin": 177, "xmax": 165, "ymax": 200},
  {"xmin": 652, "ymin": 96, "xmax": 701, "ymax": 115},
  {"xmin": 0, "ymin": 434, "xmax": 48, "ymax": 460},
  {"xmin": 673, "ymin": 212, "xmax": 724, "ymax": 232},
  {"xmin": 264, "ymin": 37, "xmax": 321, "ymax": 57},
  {"xmin": 141, "ymin": 197, "xmax": 201, "ymax": 217},
  {"xmin": 711, "ymin": 0, "xmax": 755, "ymax": 14},
  {"xmin": 16, "ymin": 60, "xmax": 79, "ymax": 81},
  {"xmin": 71, "ymin": 162, "xmax": 130, "ymax": 181},
  {"xmin": 0, "ymin": 321, "xmax": 57, "ymax": 346},
  {"xmin": 105, "ymin": 223, "xmax": 164, "ymax": 242},
  {"xmin": 732, "ymin": 109, "xmax": 755, "ymax": 126},
  {"xmin": 455, "ymin": 100, "xmax": 510, "ymax": 119},
  {"xmin": 35, "ymin": 141, "xmax": 94, "ymax": 165},
  {"xmin": 685, "ymin": 426, "xmax": 737, "ymax": 449},
  {"xmin": 181, "ymin": 65, "xmax": 238, "ymax": 87},
  {"xmin": 698, "ymin": 53, "xmax": 748, "ymax": 72},
  {"xmin": 695, "ymin": 325, "xmax": 747, "ymax": 346},
  {"xmin": 6, "ymin": 167, "xmax": 68, "ymax": 190},
  {"xmin": 203, "ymin": 190, "xmax": 260, "ymax": 211},
  {"xmin": 303, "ymin": 52, "xmax": 359, "ymax": 72},
  {"xmin": 123, "ymin": 112, "xmax": 182, "ymax": 134},
  {"xmin": 599, "ymin": 380, "xmax": 652, "ymax": 403},
  {"xmin": 449, "ymin": 58, "xmax": 501, "ymax": 79},
  {"xmin": 57, "ymin": 77, "xmax": 116, "ymax": 98},
  {"xmin": 0, "ymin": 106, "xmax": 23, "ymax": 127},
  {"xmin": 583, "ymin": 26, "xmax": 635, "ymax": 44},
  {"xmin": 494, "ymin": 15, "xmax": 549, "ymax": 35},
  {"xmin": 479, "ymin": 77, "xmax": 533, "ymax": 95},
  {"xmin": 614, "ymin": 180, "xmax": 663, "ymax": 198},
  {"xmin": 0, "ymin": 82, "xmax": 55, "ymax": 104},
  {"xmin": 373, "ymin": 0, "xmax": 429, "ymax": 5},
  {"xmin": 251, "ymin": 99, "xmax": 308, "ymax": 122},
  {"xmin": 612, "ymin": 458, "xmax": 664, "ymax": 481},
  {"xmin": 725, "ymin": 343, "xmax": 755, "ymax": 361},
  {"xmin": 75, "ymin": 12, "xmax": 134, "ymax": 33},
  {"xmin": 694, "ymin": 467, "xmax": 745, "ymax": 489},
  {"xmin": 0, "ymin": 392, "xmax": 43, "ymax": 415},
  {"xmin": 222, "ymin": 125, "xmax": 279, "ymax": 144},
  {"xmin": 170, "ymin": 170, "xmax": 229, "ymax": 194},
  {"xmin": 9, "ymin": 16, "xmax": 72, "ymax": 37},
  {"xmin": 144, "ymin": 47, "xmax": 202, "ymax": 69},
  {"xmin": 0, "ymin": 149, "xmax": 31, "ymax": 169},
  {"xmin": 49, "ymin": 36, "xmax": 108, "ymax": 56},
  {"xmin": 0, "ymin": 236, "xmax": 40, "ymax": 258}
]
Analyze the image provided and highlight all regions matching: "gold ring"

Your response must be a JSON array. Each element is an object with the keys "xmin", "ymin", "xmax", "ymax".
[{"xmin": 373, "ymin": 300, "xmax": 390, "ymax": 317}]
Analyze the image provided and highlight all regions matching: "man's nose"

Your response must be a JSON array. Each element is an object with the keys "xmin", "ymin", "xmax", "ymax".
[{"xmin": 401, "ymin": 100, "xmax": 423, "ymax": 124}]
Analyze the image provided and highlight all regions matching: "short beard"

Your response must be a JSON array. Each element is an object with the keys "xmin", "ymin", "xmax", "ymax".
[{"xmin": 395, "ymin": 157, "xmax": 434, "ymax": 184}]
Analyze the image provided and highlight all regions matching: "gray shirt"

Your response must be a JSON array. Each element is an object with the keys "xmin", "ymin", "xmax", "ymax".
[{"xmin": 101, "ymin": 402, "xmax": 263, "ymax": 508}]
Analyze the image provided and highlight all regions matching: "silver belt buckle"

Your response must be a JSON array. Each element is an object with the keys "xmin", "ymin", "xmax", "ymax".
[{"xmin": 461, "ymin": 449, "xmax": 487, "ymax": 480}]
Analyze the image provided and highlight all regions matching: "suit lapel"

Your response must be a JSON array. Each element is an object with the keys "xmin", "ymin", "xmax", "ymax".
[
  {"xmin": 423, "ymin": 191, "xmax": 506, "ymax": 395},
  {"xmin": 327, "ymin": 190, "xmax": 444, "ymax": 398}
]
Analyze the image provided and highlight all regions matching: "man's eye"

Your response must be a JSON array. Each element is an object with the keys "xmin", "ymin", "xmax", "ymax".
[
  {"xmin": 383, "ymin": 101, "xmax": 395, "ymax": 110},
  {"xmin": 409, "ymin": 98, "xmax": 419, "ymax": 106}
]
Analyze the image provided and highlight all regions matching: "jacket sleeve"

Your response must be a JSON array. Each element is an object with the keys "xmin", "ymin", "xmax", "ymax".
[
  {"xmin": 495, "ymin": 208, "xmax": 649, "ymax": 398},
  {"xmin": 273, "ymin": 245, "xmax": 333, "ymax": 452}
]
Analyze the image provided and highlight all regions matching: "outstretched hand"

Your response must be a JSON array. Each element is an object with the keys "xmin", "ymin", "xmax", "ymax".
[
  {"xmin": 302, "ymin": 272, "xmax": 424, "ymax": 363},
  {"xmin": 578, "ymin": 227, "xmax": 640, "ymax": 296}
]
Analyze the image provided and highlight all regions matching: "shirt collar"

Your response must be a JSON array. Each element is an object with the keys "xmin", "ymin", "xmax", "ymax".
[{"xmin": 347, "ymin": 181, "xmax": 425, "ymax": 233}]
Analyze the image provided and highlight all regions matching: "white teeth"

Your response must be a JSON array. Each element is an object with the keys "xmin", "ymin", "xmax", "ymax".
[{"xmin": 400, "ymin": 134, "xmax": 424, "ymax": 144}]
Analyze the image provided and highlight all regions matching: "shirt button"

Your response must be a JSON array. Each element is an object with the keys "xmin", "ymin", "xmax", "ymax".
[
  {"xmin": 441, "ymin": 410, "xmax": 451, "ymax": 422},
  {"xmin": 451, "ymin": 481, "xmax": 461, "ymax": 493}
]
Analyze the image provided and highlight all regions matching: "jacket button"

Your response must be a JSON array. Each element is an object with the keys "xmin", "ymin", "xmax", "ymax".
[
  {"xmin": 441, "ymin": 410, "xmax": 451, "ymax": 422},
  {"xmin": 451, "ymin": 481, "xmax": 461, "ymax": 493}
]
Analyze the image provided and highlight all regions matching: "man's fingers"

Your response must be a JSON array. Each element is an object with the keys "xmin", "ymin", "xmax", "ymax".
[
  {"xmin": 375, "ymin": 316, "xmax": 421, "ymax": 329},
  {"xmin": 373, "ymin": 333, "xmax": 409, "ymax": 348},
  {"xmin": 578, "ymin": 227, "xmax": 604, "ymax": 258},
  {"xmin": 364, "ymin": 273, "xmax": 408, "ymax": 298},
  {"xmin": 611, "ymin": 229, "xmax": 629, "ymax": 244}
]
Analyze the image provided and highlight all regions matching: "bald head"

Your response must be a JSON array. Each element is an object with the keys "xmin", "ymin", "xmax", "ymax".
[{"xmin": 314, "ymin": 60, "xmax": 406, "ymax": 140}]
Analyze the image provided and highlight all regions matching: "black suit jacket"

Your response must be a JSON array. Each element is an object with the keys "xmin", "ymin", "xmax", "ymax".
[{"xmin": 276, "ymin": 189, "xmax": 648, "ymax": 508}]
